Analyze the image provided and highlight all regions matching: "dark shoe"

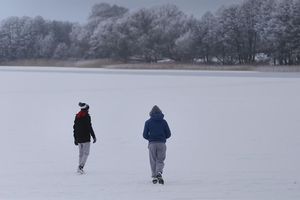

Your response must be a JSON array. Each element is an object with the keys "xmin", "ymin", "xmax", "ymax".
[
  {"xmin": 77, "ymin": 165, "xmax": 85, "ymax": 174},
  {"xmin": 152, "ymin": 177, "xmax": 158, "ymax": 184},
  {"xmin": 156, "ymin": 172, "xmax": 164, "ymax": 184}
]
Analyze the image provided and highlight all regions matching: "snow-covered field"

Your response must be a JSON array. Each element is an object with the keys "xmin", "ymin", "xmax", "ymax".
[{"xmin": 0, "ymin": 67, "xmax": 300, "ymax": 200}]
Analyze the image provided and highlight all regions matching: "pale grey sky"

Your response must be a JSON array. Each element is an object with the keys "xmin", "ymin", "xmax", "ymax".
[{"xmin": 0, "ymin": 0, "xmax": 243, "ymax": 23}]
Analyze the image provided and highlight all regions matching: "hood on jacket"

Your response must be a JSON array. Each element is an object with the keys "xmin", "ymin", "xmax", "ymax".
[{"xmin": 149, "ymin": 105, "xmax": 164, "ymax": 119}]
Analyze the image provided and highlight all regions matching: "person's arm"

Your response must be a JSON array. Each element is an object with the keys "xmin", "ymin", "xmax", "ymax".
[
  {"xmin": 164, "ymin": 120, "xmax": 171, "ymax": 139},
  {"xmin": 88, "ymin": 115, "xmax": 97, "ymax": 143},
  {"xmin": 143, "ymin": 121, "xmax": 149, "ymax": 140},
  {"xmin": 73, "ymin": 118, "xmax": 78, "ymax": 145}
]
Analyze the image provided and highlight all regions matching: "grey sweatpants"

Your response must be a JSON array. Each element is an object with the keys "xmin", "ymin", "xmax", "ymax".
[
  {"xmin": 148, "ymin": 142, "xmax": 167, "ymax": 177},
  {"xmin": 78, "ymin": 142, "xmax": 90, "ymax": 167}
]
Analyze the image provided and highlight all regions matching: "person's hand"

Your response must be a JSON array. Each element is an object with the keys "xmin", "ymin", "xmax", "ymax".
[
  {"xmin": 93, "ymin": 138, "xmax": 97, "ymax": 143},
  {"xmin": 74, "ymin": 141, "xmax": 78, "ymax": 146}
]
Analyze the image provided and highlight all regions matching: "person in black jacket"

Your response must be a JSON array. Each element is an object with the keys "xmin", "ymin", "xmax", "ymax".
[
  {"xmin": 73, "ymin": 102, "xmax": 96, "ymax": 174},
  {"xmin": 143, "ymin": 105, "xmax": 171, "ymax": 184}
]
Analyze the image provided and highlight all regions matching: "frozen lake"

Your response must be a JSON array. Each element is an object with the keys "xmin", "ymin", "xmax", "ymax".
[{"xmin": 0, "ymin": 67, "xmax": 299, "ymax": 200}]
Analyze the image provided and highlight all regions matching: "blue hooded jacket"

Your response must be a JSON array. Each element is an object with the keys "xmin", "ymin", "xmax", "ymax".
[{"xmin": 143, "ymin": 109, "xmax": 171, "ymax": 143}]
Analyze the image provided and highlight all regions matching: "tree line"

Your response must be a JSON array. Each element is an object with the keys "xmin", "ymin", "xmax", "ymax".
[{"xmin": 0, "ymin": 0, "xmax": 299, "ymax": 65}]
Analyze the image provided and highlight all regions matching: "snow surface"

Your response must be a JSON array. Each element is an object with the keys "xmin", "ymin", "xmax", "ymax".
[{"xmin": 0, "ymin": 67, "xmax": 300, "ymax": 200}]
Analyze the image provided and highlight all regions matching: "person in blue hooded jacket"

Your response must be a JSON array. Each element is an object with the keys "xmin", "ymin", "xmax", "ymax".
[{"xmin": 143, "ymin": 105, "xmax": 171, "ymax": 184}]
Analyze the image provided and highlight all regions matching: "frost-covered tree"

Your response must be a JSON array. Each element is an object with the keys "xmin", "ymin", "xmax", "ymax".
[
  {"xmin": 53, "ymin": 42, "xmax": 68, "ymax": 59},
  {"xmin": 290, "ymin": 0, "xmax": 300, "ymax": 64},
  {"xmin": 214, "ymin": 5, "xmax": 242, "ymax": 64},
  {"xmin": 0, "ymin": 29, "xmax": 10, "ymax": 60},
  {"xmin": 172, "ymin": 30, "xmax": 195, "ymax": 62},
  {"xmin": 271, "ymin": 0, "xmax": 296, "ymax": 65},
  {"xmin": 103, "ymin": 18, "xmax": 135, "ymax": 60},
  {"xmin": 254, "ymin": 0, "xmax": 277, "ymax": 52},
  {"xmin": 87, "ymin": 3, "xmax": 129, "ymax": 58},
  {"xmin": 239, "ymin": 0, "xmax": 262, "ymax": 63},
  {"xmin": 152, "ymin": 4, "xmax": 188, "ymax": 60},
  {"xmin": 48, "ymin": 20, "xmax": 73, "ymax": 46},
  {"xmin": 89, "ymin": 18, "xmax": 134, "ymax": 60},
  {"xmin": 0, "ymin": 0, "xmax": 299, "ymax": 65},
  {"xmin": 0, "ymin": 17, "xmax": 29, "ymax": 60},
  {"xmin": 87, "ymin": 3, "xmax": 128, "ymax": 32},
  {"xmin": 0, "ymin": 16, "xmax": 73, "ymax": 60},
  {"xmin": 36, "ymin": 33, "xmax": 56, "ymax": 58},
  {"xmin": 27, "ymin": 16, "xmax": 48, "ymax": 58},
  {"xmin": 126, "ymin": 8, "xmax": 158, "ymax": 62},
  {"xmin": 212, "ymin": 0, "xmax": 277, "ymax": 64},
  {"xmin": 34, "ymin": 20, "xmax": 73, "ymax": 59},
  {"xmin": 196, "ymin": 12, "xmax": 218, "ymax": 63},
  {"xmin": 236, "ymin": 0, "xmax": 276, "ymax": 64},
  {"xmin": 125, "ymin": 4, "xmax": 188, "ymax": 62},
  {"xmin": 69, "ymin": 24, "xmax": 90, "ymax": 58},
  {"xmin": 169, "ymin": 16, "xmax": 203, "ymax": 62}
]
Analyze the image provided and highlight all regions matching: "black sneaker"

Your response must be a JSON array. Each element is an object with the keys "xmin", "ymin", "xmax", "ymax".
[
  {"xmin": 77, "ymin": 165, "xmax": 84, "ymax": 174},
  {"xmin": 156, "ymin": 172, "xmax": 164, "ymax": 184},
  {"xmin": 152, "ymin": 177, "xmax": 158, "ymax": 184}
]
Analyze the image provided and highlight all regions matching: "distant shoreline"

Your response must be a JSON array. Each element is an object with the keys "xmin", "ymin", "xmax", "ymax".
[{"xmin": 1, "ymin": 59, "xmax": 300, "ymax": 72}]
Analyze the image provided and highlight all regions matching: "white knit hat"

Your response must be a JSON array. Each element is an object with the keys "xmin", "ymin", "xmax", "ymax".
[{"xmin": 79, "ymin": 102, "xmax": 89, "ymax": 110}]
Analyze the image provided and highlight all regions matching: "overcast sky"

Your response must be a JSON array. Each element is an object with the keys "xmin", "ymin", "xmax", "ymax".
[{"xmin": 0, "ymin": 0, "xmax": 243, "ymax": 23}]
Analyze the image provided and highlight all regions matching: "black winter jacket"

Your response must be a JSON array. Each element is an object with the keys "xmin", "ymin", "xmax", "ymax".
[{"xmin": 73, "ymin": 110, "xmax": 96, "ymax": 143}]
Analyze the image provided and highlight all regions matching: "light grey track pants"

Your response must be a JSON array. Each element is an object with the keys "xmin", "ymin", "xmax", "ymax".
[
  {"xmin": 148, "ymin": 142, "xmax": 167, "ymax": 177},
  {"xmin": 78, "ymin": 142, "xmax": 90, "ymax": 167}
]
